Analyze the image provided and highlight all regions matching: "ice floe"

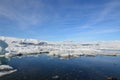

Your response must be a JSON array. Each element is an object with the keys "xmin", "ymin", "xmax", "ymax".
[
  {"xmin": 0, "ymin": 36, "xmax": 120, "ymax": 58},
  {"xmin": 0, "ymin": 65, "xmax": 17, "ymax": 77}
]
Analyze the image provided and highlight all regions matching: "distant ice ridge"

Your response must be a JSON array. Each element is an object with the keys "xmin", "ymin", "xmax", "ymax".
[{"xmin": 0, "ymin": 36, "xmax": 120, "ymax": 58}]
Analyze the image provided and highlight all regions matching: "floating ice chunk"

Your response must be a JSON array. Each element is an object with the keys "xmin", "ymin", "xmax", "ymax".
[
  {"xmin": 0, "ymin": 65, "xmax": 17, "ymax": 77},
  {"xmin": 5, "ymin": 53, "xmax": 13, "ymax": 58},
  {"xmin": 52, "ymin": 75, "xmax": 59, "ymax": 79},
  {"xmin": 0, "ymin": 69, "xmax": 17, "ymax": 77},
  {"xmin": 0, "ymin": 65, "xmax": 13, "ymax": 70}
]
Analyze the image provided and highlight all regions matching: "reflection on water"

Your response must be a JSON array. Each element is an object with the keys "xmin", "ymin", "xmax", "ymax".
[
  {"xmin": 0, "ymin": 54, "xmax": 120, "ymax": 80},
  {"xmin": 0, "ymin": 57, "xmax": 8, "ymax": 65}
]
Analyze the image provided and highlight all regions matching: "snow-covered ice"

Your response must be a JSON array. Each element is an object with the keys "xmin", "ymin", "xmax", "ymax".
[
  {"xmin": 0, "ymin": 65, "xmax": 17, "ymax": 77},
  {"xmin": 0, "ymin": 36, "xmax": 120, "ymax": 58}
]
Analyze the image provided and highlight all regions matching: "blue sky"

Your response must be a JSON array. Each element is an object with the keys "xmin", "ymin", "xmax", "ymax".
[{"xmin": 0, "ymin": 0, "xmax": 120, "ymax": 41}]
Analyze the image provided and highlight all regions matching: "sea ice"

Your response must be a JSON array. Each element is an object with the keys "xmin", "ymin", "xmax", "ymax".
[
  {"xmin": 0, "ymin": 65, "xmax": 17, "ymax": 77},
  {"xmin": 0, "ymin": 36, "xmax": 120, "ymax": 58}
]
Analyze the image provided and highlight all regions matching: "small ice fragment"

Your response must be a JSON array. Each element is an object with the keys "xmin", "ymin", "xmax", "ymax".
[
  {"xmin": 0, "ymin": 65, "xmax": 17, "ymax": 77},
  {"xmin": 52, "ymin": 75, "xmax": 59, "ymax": 79}
]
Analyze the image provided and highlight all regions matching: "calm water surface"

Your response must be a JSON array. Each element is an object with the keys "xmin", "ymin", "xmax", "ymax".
[{"xmin": 0, "ymin": 54, "xmax": 120, "ymax": 80}]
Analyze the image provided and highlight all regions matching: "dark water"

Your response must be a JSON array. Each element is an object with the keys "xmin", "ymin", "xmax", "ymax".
[{"xmin": 0, "ymin": 54, "xmax": 120, "ymax": 80}]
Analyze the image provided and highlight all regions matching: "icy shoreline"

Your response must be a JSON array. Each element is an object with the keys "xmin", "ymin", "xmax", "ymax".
[{"xmin": 0, "ymin": 36, "xmax": 120, "ymax": 58}]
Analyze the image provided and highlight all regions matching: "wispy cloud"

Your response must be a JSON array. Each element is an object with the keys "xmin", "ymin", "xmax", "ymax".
[
  {"xmin": 81, "ymin": 1, "xmax": 120, "ymax": 28},
  {"xmin": 0, "ymin": 0, "xmax": 120, "ymax": 41},
  {"xmin": 0, "ymin": 0, "xmax": 45, "ymax": 30},
  {"xmin": 88, "ymin": 28, "xmax": 120, "ymax": 34},
  {"xmin": 66, "ymin": 0, "xmax": 120, "ymax": 31},
  {"xmin": 60, "ymin": 0, "xmax": 120, "ymax": 37},
  {"xmin": 96, "ymin": 29, "xmax": 120, "ymax": 34}
]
